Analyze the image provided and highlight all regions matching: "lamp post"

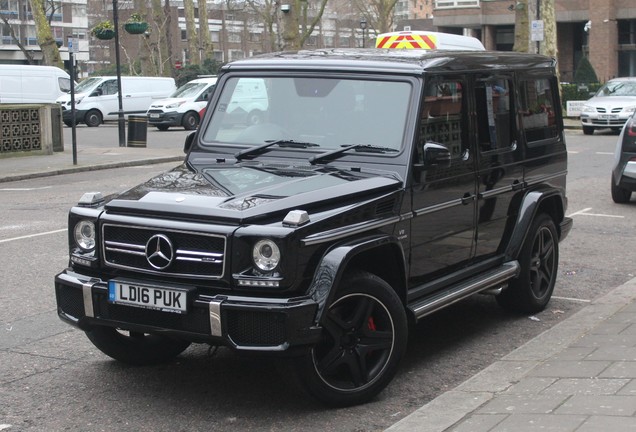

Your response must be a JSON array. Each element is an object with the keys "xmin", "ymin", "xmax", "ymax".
[
  {"xmin": 360, "ymin": 17, "xmax": 367, "ymax": 48},
  {"xmin": 112, "ymin": 0, "xmax": 125, "ymax": 147}
]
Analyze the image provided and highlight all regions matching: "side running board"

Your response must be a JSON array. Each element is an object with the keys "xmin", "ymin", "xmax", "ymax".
[{"xmin": 408, "ymin": 261, "xmax": 520, "ymax": 321}]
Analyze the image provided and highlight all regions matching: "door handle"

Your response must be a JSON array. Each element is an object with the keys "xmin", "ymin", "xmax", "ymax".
[{"xmin": 511, "ymin": 180, "xmax": 524, "ymax": 191}]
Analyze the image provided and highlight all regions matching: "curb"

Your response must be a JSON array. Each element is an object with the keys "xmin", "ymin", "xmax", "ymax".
[
  {"xmin": 385, "ymin": 276, "xmax": 636, "ymax": 432},
  {"xmin": 0, "ymin": 156, "xmax": 184, "ymax": 184}
]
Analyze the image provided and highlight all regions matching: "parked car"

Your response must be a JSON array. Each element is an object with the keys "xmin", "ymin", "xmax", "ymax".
[
  {"xmin": 0, "ymin": 65, "xmax": 71, "ymax": 104},
  {"xmin": 146, "ymin": 77, "xmax": 217, "ymax": 131},
  {"xmin": 57, "ymin": 76, "xmax": 176, "ymax": 127},
  {"xmin": 611, "ymin": 111, "xmax": 636, "ymax": 203},
  {"xmin": 54, "ymin": 31, "xmax": 572, "ymax": 407},
  {"xmin": 580, "ymin": 77, "xmax": 636, "ymax": 135}
]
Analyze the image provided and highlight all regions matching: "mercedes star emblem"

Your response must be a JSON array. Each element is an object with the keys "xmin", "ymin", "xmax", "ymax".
[{"xmin": 145, "ymin": 234, "xmax": 174, "ymax": 270}]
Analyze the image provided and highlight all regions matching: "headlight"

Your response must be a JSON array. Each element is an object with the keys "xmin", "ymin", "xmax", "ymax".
[
  {"xmin": 625, "ymin": 106, "xmax": 636, "ymax": 113},
  {"xmin": 166, "ymin": 101, "xmax": 185, "ymax": 109},
  {"xmin": 252, "ymin": 239, "xmax": 280, "ymax": 272},
  {"xmin": 74, "ymin": 220, "xmax": 96, "ymax": 251}
]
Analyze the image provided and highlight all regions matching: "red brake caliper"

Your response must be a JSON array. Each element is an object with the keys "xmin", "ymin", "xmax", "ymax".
[{"xmin": 367, "ymin": 316, "xmax": 377, "ymax": 331}]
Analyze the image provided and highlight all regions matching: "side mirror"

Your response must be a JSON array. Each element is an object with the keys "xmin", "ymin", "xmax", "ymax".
[
  {"xmin": 423, "ymin": 142, "xmax": 451, "ymax": 167},
  {"xmin": 183, "ymin": 131, "xmax": 196, "ymax": 154}
]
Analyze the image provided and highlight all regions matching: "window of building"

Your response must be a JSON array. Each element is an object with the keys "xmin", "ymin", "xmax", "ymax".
[
  {"xmin": 324, "ymin": 35, "xmax": 334, "ymax": 47},
  {"xmin": 249, "ymin": 32, "xmax": 261, "ymax": 42},
  {"xmin": 210, "ymin": 31, "xmax": 220, "ymax": 42},
  {"xmin": 228, "ymin": 32, "xmax": 241, "ymax": 43},
  {"xmin": 181, "ymin": 29, "xmax": 187, "ymax": 41},
  {"xmin": 519, "ymin": 77, "xmax": 558, "ymax": 143},
  {"xmin": 1, "ymin": 0, "xmax": 19, "ymax": 14},
  {"xmin": 1, "ymin": 22, "xmax": 17, "ymax": 45},
  {"xmin": 339, "ymin": 36, "xmax": 350, "ymax": 47}
]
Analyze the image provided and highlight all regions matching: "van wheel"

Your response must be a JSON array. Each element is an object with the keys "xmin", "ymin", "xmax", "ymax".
[
  {"xmin": 611, "ymin": 174, "xmax": 632, "ymax": 203},
  {"xmin": 85, "ymin": 326, "xmax": 191, "ymax": 365},
  {"xmin": 247, "ymin": 110, "xmax": 264, "ymax": 126},
  {"xmin": 156, "ymin": 125, "xmax": 169, "ymax": 131},
  {"xmin": 582, "ymin": 125, "xmax": 594, "ymax": 135},
  {"xmin": 84, "ymin": 109, "xmax": 102, "ymax": 127},
  {"xmin": 182, "ymin": 112, "xmax": 199, "ymax": 130},
  {"xmin": 497, "ymin": 213, "xmax": 558, "ymax": 314},
  {"xmin": 294, "ymin": 271, "xmax": 407, "ymax": 407}
]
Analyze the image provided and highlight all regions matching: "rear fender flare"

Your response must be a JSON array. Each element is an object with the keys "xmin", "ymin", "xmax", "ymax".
[
  {"xmin": 307, "ymin": 235, "xmax": 406, "ymax": 325},
  {"xmin": 505, "ymin": 189, "xmax": 564, "ymax": 260}
]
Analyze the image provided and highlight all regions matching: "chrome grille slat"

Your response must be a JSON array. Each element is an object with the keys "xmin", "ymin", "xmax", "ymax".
[{"xmin": 102, "ymin": 223, "xmax": 226, "ymax": 279}]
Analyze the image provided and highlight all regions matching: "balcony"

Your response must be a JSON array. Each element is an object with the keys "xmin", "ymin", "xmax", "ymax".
[{"xmin": 435, "ymin": 0, "xmax": 480, "ymax": 8}]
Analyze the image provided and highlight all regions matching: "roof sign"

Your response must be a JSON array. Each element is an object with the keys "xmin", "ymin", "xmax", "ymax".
[{"xmin": 375, "ymin": 31, "xmax": 485, "ymax": 51}]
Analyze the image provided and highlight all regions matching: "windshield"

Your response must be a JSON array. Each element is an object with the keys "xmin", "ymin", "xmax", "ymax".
[
  {"xmin": 171, "ymin": 82, "xmax": 209, "ymax": 98},
  {"xmin": 202, "ymin": 76, "xmax": 411, "ymax": 152},
  {"xmin": 75, "ymin": 77, "xmax": 102, "ymax": 93},
  {"xmin": 596, "ymin": 81, "xmax": 636, "ymax": 97}
]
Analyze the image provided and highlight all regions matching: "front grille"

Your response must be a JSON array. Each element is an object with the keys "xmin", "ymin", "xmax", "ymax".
[
  {"xmin": 102, "ymin": 224, "xmax": 226, "ymax": 279},
  {"xmin": 226, "ymin": 309, "xmax": 287, "ymax": 346}
]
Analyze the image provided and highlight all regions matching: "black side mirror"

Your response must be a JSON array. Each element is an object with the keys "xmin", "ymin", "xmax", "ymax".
[{"xmin": 183, "ymin": 131, "xmax": 196, "ymax": 154}]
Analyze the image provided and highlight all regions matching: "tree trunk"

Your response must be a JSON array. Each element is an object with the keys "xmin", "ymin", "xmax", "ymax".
[
  {"xmin": 197, "ymin": 0, "xmax": 213, "ymax": 61},
  {"xmin": 513, "ymin": 0, "xmax": 530, "ymax": 53},
  {"xmin": 1, "ymin": 14, "xmax": 35, "ymax": 63},
  {"xmin": 29, "ymin": 0, "xmax": 62, "ymax": 68},
  {"xmin": 184, "ymin": 0, "xmax": 199, "ymax": 65}
]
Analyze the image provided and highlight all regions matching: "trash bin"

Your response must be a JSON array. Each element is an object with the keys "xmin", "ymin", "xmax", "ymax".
[{"xmin": 127, "ymin": 115, "xmax": 147, "ymax": 147}]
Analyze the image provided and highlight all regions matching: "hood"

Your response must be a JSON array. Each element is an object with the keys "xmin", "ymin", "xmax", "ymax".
[
  {"xmin": 105, "ymin": 162, "xmax": 401, "ymax": 223},
  {"xmin": 586, "ymin": 96, "xmax": 636, "ymax": 109},
  {"xmin": 56, "ymin": 92, "xmax": 89, "ymax": 104}
]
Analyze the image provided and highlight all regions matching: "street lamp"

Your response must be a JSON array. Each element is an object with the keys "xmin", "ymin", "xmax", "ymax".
[{"xmin": 360, "ymin": 17, "xmax": 367, "ymax": 48}]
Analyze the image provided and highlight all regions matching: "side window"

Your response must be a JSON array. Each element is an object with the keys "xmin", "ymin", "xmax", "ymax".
[
  {"xmin": 101, "ymin": 80, "xmax": 118, "ymax": 96},
  {"xmin": 420, "ymin": 78, "xmax": 466, "ymax": 160},
  {"xmin": 475, "ymin": 77, "xmax": 513, "ymax": 152},
  {"xmin": 519, "ymin": 77, "xmax": 558, "ymax": 143}
]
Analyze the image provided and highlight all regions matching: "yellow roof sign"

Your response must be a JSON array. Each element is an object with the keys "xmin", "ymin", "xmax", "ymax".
[{"xmin": 375, "ymin": 31, "xmax": 485, "ymax": 51}]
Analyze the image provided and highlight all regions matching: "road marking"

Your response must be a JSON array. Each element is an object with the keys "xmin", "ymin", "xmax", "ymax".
[
  {"xmin": 552, "ymin": 296, "xmax": 591, "ymax": 303},
  {"xmin": 0, "ymin": 186, "xmax": 52, "ymax": 191},
  {"xmin": 0, "ymin": 425, "xmax": 12, "ymax": 431},
  {"xmin": 595, "ymin": 152, "xmax": 614, "ymax": 155},
  {"xmin": 0, "ymin": 228, "xmax": 66, "ymax": 244},
  {"xmin": 567, "ymin": 208, "xmax": 624, "ymax": 218},
  {"xmin": 567, "ymin": 150, "xmax": 579, "ymax": 154}
]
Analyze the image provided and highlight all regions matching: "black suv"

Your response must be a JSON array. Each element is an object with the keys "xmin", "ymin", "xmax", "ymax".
[
  {"xmin": 611, "ymin": 111, "xmax": 636, "ymax": 203},
  {"xmin": 55, "ymin": 46, "xmax": 572, "ymax": 407}
]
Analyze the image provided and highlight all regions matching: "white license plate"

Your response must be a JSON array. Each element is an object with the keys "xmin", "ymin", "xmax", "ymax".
[
  {"xmin": 598, "ymin": 114, "xmax": 618, "ymax": 119},
  {"xmin": 149, "ymin": 113, "xmax": 160, "ymax": 118},
  {"xmin": 108, "ymin": 281, "xmax": 187, "ymax": 314}
]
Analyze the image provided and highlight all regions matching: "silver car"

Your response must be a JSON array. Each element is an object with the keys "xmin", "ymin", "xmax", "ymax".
[{"xmin": 580, "ymin": 77, "xmax": 636, "ymax": 135}]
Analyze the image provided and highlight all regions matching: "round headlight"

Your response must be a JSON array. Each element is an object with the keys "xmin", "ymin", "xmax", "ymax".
[
  {"xmin": 74, "ymin": 220, "xmax": 96, "ymax": 251},
  {"xmin": 252, "ymin": 239, "xmax": 281, "ymax": 272}
]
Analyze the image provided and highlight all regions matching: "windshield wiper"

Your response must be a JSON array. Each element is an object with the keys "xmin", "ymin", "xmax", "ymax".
[
  {"xmin": 309, "ymin": 144, "xmax": 399, "ymax": 165},
  {"xmin": 235, "ymin": 139, "xmax": 319, "ymax": 160}
]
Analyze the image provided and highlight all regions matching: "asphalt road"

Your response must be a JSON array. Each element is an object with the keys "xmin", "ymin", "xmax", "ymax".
[{"xmin": 1, "ymin": 128, "xmax": 635, "ymax": 431}]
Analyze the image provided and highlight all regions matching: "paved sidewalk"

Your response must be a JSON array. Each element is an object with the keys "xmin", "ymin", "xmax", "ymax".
[{"xmin": 386, "ymin": 277, "xmax": 636, "ymax": 432}]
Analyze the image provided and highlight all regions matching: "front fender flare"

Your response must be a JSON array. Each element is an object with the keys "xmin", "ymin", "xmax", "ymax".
[{"xmin": 306, "ymin": 234, "xmax": 406, "ymax": 325}]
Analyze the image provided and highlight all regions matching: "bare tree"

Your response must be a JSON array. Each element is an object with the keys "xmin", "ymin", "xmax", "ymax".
[
  {"xmin": 1, "ymin": 13, "xmax": 35, "ymax": 63},
  {"xmin": 150, "ymin": 0, "xmax": 173, "ymax": 76},
  {"xmin": 227, "ymin": 0, "xmax": 278, "ymax": 52},
  {"xmin": 279, "ymin": 0, "xmax": 329, "ymax": 50},
  {"xmin": 197, "ymin": 0, "xmax": 213, "ymax": 60},
  {"xmin": 29, "ymin": 0, "xmax": 62, "ymax": 67},
  {"xmin": 513, "ymin": 0, "xmax": 531, "ymax": 52},
  {"xmin": 353, "ymin": 0, "xmax": 398, "ymax": 34},
  {"xmin": 183, "ymin": 0, "xmax": 199, "ymax": 64}
]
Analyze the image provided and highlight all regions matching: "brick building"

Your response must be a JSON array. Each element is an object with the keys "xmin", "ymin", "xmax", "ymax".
[{"xmin": 430, "ymin": 0, "xmax": 636, "ymax": 82}]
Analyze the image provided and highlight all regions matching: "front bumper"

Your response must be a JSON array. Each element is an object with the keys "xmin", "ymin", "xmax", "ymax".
[
  {"xmin": 581, "ymin": 114, "xmax": 632, "ymax": 129},
  {"xmin": 147, "ymin": 110, "xmax": 184, "ymax": 127},
  {"xmin": 55, "ymin": 269, "xmax": 321, "ymax": 352}
]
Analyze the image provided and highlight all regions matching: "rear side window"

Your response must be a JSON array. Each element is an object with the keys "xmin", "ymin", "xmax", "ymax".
[
  {"xmin": 519, "ymin": 77, "xmax": 558, "ymax": 143},
  {"xmin": 475, "ymin": 77, "xmax": 513, "ymax": 152},
  {"xmin": 59, "ymin": 77, "xmax": 71, "ymax": 93}
]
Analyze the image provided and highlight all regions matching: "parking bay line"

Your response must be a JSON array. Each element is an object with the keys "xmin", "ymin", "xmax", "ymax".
[
  {"xmin": 567, "ymin": 208, "xmax": 624, "ymax": 218},
  {"xmin": 0, "ymin": 228, "xmax": 66, "ymax": 244}
]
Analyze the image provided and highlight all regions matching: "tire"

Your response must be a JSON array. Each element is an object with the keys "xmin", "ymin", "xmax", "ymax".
[
  {"xmin": 611, "ymin": 174, "xmax": 632, "ymax": 203},
  {"xmin": 84, "ymin": 109, "xmax": 102, "ymax": 127},
  {"xmin": 582, "ymin": 125, "xmax": 594, "ymax": 135},
  {"xmin": 497, "ymin": 213, "xmax": 558, "ymax": 314},
  {"xmin": 156, "ymin": 125, "xmax": 169, "ymax": 131},
  {"xmin": 85, "ymin": 326, "xmax": 191, "ymax": 366},
  {"xmin": 182, "ymin": 112, "xmax": 199, "ymax": 130},
  {"xmin": 294, "ymin": 271, "xmax": 408, "ymax": 407}
]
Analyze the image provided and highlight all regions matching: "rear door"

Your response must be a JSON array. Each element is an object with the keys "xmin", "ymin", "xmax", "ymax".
[{"xmin": 473, "ymin": 74, "xmax": 525, "ymax": 261}]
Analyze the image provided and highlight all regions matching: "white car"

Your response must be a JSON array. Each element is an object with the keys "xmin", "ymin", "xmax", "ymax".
[
  {"xmin": 580, "ymin": 77, "xmax": 636, "ymax": 135},
  {"xmin": 146, "ymin": 77, "xmax": 217, "ymax": 130}
]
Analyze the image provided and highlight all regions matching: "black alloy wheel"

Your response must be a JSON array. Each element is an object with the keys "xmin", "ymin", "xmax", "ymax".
[
  {"xmin": 497, "ymin": 213, "xmax": 558, "ymax": 314},
  {"xmin": 296, "ymin": 271, "xmax": 407, "ymax": 407}
]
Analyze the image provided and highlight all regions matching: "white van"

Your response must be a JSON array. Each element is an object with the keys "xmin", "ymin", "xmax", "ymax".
[
  {"xmin": 146, "ymin": 77, "xmax": 217, "ymax": 130},
  {"xmin": 0, "ymin": 65, "xmax": 72, "ymax": 104},
  {"xmin": 56, "ymin": 76, "xmax": 176, "ymax": 127}
]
